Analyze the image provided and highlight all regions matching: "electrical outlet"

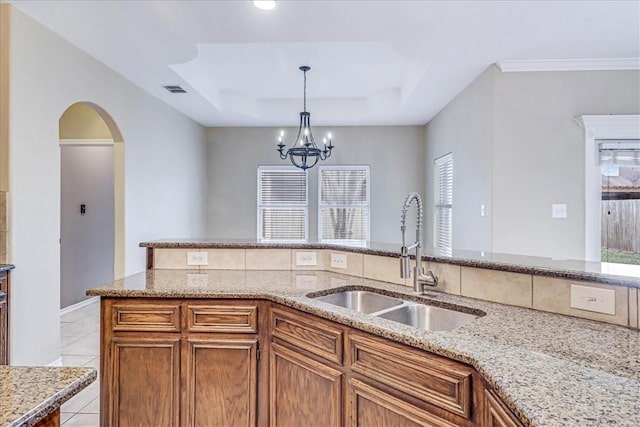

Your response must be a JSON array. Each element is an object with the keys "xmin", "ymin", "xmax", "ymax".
[
  {"xmin": 551, "ymin": 203, "xmax": 567, "ymax": 218},
  {"xmin": 330, "ymin": 253, "xmax": 347, "ymax": 269},
  {"xmin": 187, "ymin": 273, "xmax": 209, "ymax": 287},
  {"xmin": 187, "ymin": 251, "xmax": 208, "ymax": 266},
  {"xmin": 570, "ymin": 284, "xmax": 615, "ymax": 315},
  {"xmin": 296, "ymin": 251, "xmax": 317, "ymax": 266}
]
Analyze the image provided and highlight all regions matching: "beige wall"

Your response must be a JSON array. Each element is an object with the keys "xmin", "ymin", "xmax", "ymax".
[
  {"xmin": 59, "ymin": 102, "xmax": 113, "ymax": 140},
  {"xmin": 425, "ymin": 65, "xmax": 640, "ymax": 259},
  {"xmin": 206, "ymin": 126, "xmax": 426, "ymax": 243},
  {"xmin": 8, "ymin": 6, "xmax": 207, "ymax": 365}
]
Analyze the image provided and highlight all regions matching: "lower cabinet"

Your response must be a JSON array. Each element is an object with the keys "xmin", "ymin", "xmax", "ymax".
[
  {"xmin": 101, "ymin": 299, "xmax": 265, "ymax": 427},
  {"xmin": 106, "ymin": 337, "xmax": 181, "ymax": 426},
  {"xmin": 184, "ymin": 338, "xmax": 258, "ymax": 426},
  {"xmin": 101, "ymin": 298, "xmax": 523, "ymax": 427},
  {"xmin": 270, "ymin": 343, "xmax": 343, "ymax": 427}
]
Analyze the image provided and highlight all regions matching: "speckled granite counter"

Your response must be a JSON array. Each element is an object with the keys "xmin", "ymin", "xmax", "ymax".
[
  {"xmin": 0, "ymin": 265, "xmax": 14, "ymax": 273},
  {"xmin": 140, "ymin": 239, "xmax": 640, "ymax": 287},
  {"xmin": 88, "ymin": 269, "xmax": 640, "ymax": 427},
  {"xmin": 0, "ymin": 366, "xmax": 96, "ymax": 427}
]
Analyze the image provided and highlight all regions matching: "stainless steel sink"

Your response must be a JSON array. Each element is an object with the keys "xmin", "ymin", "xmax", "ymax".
[
  {"xmin": 314, "ymin": 291, "xmax": 403, "ymax": 314},
  {"xmin": 377, "ymin": 303, "xmax": 478, "ymax": 331}
]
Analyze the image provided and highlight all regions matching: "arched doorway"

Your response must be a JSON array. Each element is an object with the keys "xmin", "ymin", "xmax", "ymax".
[{"xmin": 58, "ymin": 102, "xmax": 125, "ymax": 309}]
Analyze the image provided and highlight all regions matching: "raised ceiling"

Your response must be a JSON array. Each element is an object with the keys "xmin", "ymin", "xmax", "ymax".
[{"xmin": 9, "ymin": 0, "xmax": 640, "ymax": 126}]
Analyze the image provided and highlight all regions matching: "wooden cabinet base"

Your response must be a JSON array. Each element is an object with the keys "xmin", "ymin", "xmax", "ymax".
[
  {"xmin": 100, "ymin": 298, "xmax": 523, "ymax": 427},
  {"xmin": 35, "ymin": 409, "xmax": 60, "ymax": 427}
]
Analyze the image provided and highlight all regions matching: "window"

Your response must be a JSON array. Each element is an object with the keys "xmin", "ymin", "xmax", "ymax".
[
  {"xmin": 434, "ymin": 153, "xmax": 453, "ymax": 254},
  {"xmin": 318, "ymin": 166, "xmax": 370, "ymax": 245},
  {"xmin": 257, "ymin": 166, "xmax": 308, "ymax": 242}
]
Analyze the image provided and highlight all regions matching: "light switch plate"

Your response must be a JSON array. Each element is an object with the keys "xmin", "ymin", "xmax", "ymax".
[
  {"xmin": 570, "ymin": 284, "xmax": 615, "ymax": 315},
  {"xmin": 330, "ymin": 253, "xmax": 347, "ymax": 269},
  {"xmin": 296, "ymin": 251, "xmax": 317, "ymax": 266},
  {"xmin": 551, "ymin": 203, "xmax": 567, "ymax": 218},
  {"xmin": 187, "ymin": 251, "xmax": 208, "ymax": 266}
]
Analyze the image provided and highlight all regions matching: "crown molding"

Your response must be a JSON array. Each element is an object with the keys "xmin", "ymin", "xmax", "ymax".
[
  {"xmin": 497, "ymin": 58, "xmax": 640, "ymax": 72},
  {"xmin": 575, "ymin": 115, "xmax": 640, "ymax": 139}
]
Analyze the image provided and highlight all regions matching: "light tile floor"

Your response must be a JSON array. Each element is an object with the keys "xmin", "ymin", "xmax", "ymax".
[{"xmin": 60, "ymin": 300, "xmax": 101, "ymax": 426}]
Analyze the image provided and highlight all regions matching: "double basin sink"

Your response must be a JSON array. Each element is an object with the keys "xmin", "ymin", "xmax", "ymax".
[{"xmin": 312, "ymin": 290, "xmax": 479, "ymax": 332}]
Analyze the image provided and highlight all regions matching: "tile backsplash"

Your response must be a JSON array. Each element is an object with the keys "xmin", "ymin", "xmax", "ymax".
[{"xmin": 152, "ymin": 247, "xmax": 639, "ymax": 329}]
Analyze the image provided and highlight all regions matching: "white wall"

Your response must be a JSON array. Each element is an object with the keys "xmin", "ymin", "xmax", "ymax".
[
  {"xmin": 206, "ymin": 126, "xmax": 425, "ymax": 243},
  {"xmin": 8, "ymin": 7, "xmax": 207, "ymax": 364},
  {"xmin": 424, "ymin": 65, "xmax": 640, "ymax": 259}
]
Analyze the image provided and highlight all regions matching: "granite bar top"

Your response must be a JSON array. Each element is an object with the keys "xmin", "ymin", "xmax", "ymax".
[
  {"xmin": 88, "ymin": 269, "xmax": 640, "ymax": 427},
  {"xmin": 140, "ymin": 239, "xmax": 640, "ymax": 288},
  {"xmin": 0, "ymin": 366, "xmax": 96, "ymax": 427},
  {"xmin": 0, "ymin": 265, "xmax": 14, "ymax": 273}
]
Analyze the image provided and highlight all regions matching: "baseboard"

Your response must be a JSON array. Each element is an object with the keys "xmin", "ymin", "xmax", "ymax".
[
  {"xmin": 47, "ymin": 357, "xmax": 63, "ymax": 367},
  {"xmin": 60, "ymin": 296, "xmax": 100, "ymax": 316}
]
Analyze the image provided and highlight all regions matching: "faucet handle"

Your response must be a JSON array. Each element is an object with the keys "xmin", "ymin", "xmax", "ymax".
[{"xmin": 400, "ymin": 255, "xmax": 411, "ymax": 279}]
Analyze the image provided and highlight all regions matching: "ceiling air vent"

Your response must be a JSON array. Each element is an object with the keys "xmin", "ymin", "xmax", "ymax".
[{"xmin": 163, "ymin": 85, "xmax": 187, "ymax": 94}]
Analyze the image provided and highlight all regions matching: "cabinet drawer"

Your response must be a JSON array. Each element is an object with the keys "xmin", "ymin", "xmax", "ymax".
[
  {"xmin": 186, "ymin": 304, "xmax": 258, "ymax": 333},
  {"xmin": 271, "ymin": 307, "xmax": 344, "ymax": 365},
  {"xmin": 349, "ymin": 333, "xmax": 473, "ymax": 419},
  {"xmin": 112, "ymin": 303, "xmax": 181, "ymax": 332}
]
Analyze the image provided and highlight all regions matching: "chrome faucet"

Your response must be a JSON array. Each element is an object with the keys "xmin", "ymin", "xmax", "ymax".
[{"xmin": 400, "ymin": 192, "xmax": 438, "ymax": 293}]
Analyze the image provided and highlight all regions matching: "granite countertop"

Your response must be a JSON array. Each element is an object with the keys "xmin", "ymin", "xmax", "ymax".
[
  {"xmin": 0, "ymin": 366, "xmax": 96, "ymax": 427},
  {"xmin": 88, "ymin": 269, "xmax": 640, "ymax": 427},
  {"xmin": 139, "ymin": 239, "xmax": 640, "ymax": 288},
  {"xmin": 0, "ymin": 265, "xmax": 15, "ymax": 273}
]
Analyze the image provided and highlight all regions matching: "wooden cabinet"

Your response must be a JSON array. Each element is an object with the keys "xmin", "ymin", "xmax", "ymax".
[
  {"xmin": 101, "ymin": 299, "xmax": 265, "ymax": 427},
  {"xmin": 0, "ymin": 271, "xmax": 9, "ymax": 365},
  {"xmin": 270, "ymin": 343, "xmax": 343, "ymax": 427},
  {"xmin": 269, "ymin": 306, "xmax": 346, "ymax": 426},
  {"xmin": 101, "ymin": 298, "xmax": 523, "ymax": 427},
  {"xmin": 483, "ymin": 389, "xmax": 523, "ymax": 427},
  {"xmin": 348, "ymin": 332, "xmax": 478, "ymax": 426}
]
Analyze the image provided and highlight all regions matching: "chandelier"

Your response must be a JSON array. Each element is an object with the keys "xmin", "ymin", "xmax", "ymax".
[{"xmin": 277, "ymin": 66, "xmax": 334, "ymax": 170}]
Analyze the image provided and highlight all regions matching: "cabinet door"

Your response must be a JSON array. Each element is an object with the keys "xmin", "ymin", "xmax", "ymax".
[
  {"xmin": 104, "ymin": 337, "xmax": 181, "ymax": 427},
  {"xmin": 183, "ymin": 338, "xmax": 259, "ymax": 427},
  {"xmin": 348, "ymin": 378, "xmax": 457, "ymax": 427},
  {"xmin": 270, "ymin": 343, "xmax": 343, "ymax": 427},
  {"xmin": 483, "ymin": 389, "xmax": 523, "ymax": 427}
]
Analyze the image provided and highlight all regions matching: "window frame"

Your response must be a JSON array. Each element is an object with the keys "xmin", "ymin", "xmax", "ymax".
[
  {"xmin": 257, "ymin": 165, "xmax": 309, "ymax": 242},
  {"xmin": 317, "ymin": 165, "xmax": 371, "ymax": 246}
]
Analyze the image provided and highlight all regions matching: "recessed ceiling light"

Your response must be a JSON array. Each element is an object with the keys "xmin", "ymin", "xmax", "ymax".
[{"xmin": 254, "ymin": 1, "xmax": 276, "ymax": 11}]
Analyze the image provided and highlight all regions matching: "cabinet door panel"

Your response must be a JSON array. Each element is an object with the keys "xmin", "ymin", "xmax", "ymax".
[
  {"xmin": 184, "ymin": 338, "xmax": 258, "ymax": 427},
  {"xmin": 484, "ymin": 389, "xmax": 523, "ymax": 427},
  {"xmin": 348, "ymin": 378, "xmax": 457, "ymax": 427},
  {"xmin": 107, "ymin": 337, "xmax": 180, "ymax": 427},
  {"xmin": 270, "ymin": 343, "xmax": 342, "ymax": 427}
]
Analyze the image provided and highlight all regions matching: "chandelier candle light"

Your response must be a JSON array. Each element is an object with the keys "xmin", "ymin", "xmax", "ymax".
[{"xmin": 276, "ymin": 66, "xmax": 335, "ymax": 170}]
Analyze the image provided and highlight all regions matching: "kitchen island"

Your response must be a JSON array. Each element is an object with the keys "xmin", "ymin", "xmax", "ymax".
[
  {"xmin": 0, "ymin": 366, "xmax": 96, "ymax": 427},
  {"xmin": 88, "ymin": 269, "xmax": 640, "ymax": 427}
]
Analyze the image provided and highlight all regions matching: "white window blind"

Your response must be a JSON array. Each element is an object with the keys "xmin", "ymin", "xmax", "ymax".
[
  {"xmin": 434, "ymin": 154, "xmax": 453, "ymax": 254},
  {"xmin": 257, "ymin": 167, "xmax": 308, "ymax": 242},
  {"xmin": 318, "ymin": 166, "xmax": 370, "ymax": 245},
  {"xmin": 598, "ymin": 140, "xmax": 640, "ymax": 167}
]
